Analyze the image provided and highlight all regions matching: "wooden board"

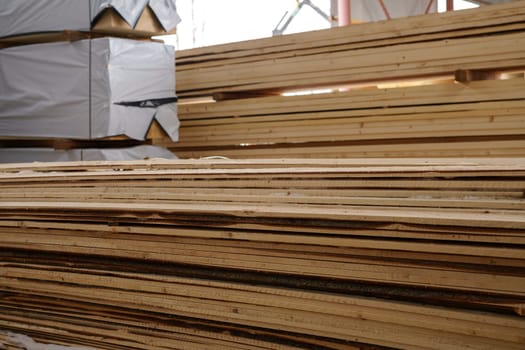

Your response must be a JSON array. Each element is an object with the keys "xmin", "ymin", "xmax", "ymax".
[
  {"xmin": 176, "ymin": 31, "xmax": 525, "ymax": 97},
  {"xmin": 175, "ymin": 1, "xmax": 525, "ymax": 97},
  {"xmin": 1, "ymin": 159, "xmax": 525, "ymax": 349},
  {"xmin": 162, "ymin": 79, "xmax": 525, "ymax": 159},
  {"xmin": 176, "ymin": 1, "xmax": 525, "ymax": 66}
]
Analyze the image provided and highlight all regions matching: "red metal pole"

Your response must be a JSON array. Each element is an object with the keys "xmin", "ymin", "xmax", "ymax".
[
  {"xmin": 378, "ymin": 0, "xmax": 392, "ymax": 20},
  {"xmin": 446, "ymin": 0, "xmax": 454, "ymax": 11},
  {"xmin": 425, "ymin": 0, "xmax": 435, "ymax": 14},
  {"xmin": 338, "ymin": 0, "xmax": 351, "ymax": 26}
]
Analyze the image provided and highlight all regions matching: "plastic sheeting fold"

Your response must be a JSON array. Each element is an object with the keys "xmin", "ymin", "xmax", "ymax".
[
  {"xmin": 148, "ymin": 0, "xmax": 182, "ymax": 33},
  {"xmin": 0, "ymin": 0, "xmax": 180, "ymax": 38},
  {"xmin": 0, "ymin": 38, "xmax": 178, "ymax": 141}
]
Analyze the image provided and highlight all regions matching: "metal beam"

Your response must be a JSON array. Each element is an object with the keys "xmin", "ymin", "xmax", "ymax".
[
  {"xmin": 377, "ymin": 0, "xmax": 392, "ymax": 20},
  {"xmin": 425, "ymin": 0, "xmax": 435, "ymax": 14},
  {"xmin": 338, "ymin": 0, "xmax": 351, "ymax": 26}
]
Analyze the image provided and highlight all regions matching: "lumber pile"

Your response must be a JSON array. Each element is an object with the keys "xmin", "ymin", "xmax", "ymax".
[
  {"xmin": 176, "ymin": 1, "xmax": 525, "ymax": 97},
  {"xmin": 166, "ymin": 78, "xmax": 525, "ymax": 158},
  {"xmin": 165, "ymin": 2, "xmax": 525, "ymax": 159},
  {"xmin": 1, "ymin": 158, "xmax": 525, "ymax": 349}
]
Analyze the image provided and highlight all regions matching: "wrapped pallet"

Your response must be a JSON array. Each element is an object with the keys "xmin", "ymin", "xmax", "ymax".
[
  {"xmin": 0, "ymin": 0, "xmax": 180, "ymax": 38},
  {"xmin": 0, "ymin": 38, "xmax": 179, "ymax": 141}
]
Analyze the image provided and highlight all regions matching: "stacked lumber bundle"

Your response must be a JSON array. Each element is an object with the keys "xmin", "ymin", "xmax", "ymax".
[
  {"xmin": 166, "ymin": 77, "xmax": 525, "ymax": 158},
  {"xmin": 166, "ymin": 1, "xmax": 525, "ymax": 159},
  {"xmin": 1, "ymin": 158, "xmax": 524, "ymax": 349},
  {"xmin": 176, "ymin": 1, "xmax": 525, "ymax": 97}
]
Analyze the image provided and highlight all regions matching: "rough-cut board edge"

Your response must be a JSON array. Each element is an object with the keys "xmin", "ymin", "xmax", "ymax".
[
  {"xmin": 0, "ymin": 157, "xmax": 523, "ymax": 172},
  {"xmin": 168, "ymin": 137, "xmax": 525, "ymax": 159},
  {"xmin": 1, "ymin": 190, "xmax": 523, "ymax": 210},
  {"xmin": 4, "ymin": 253, "xmax": 523, "ymax": 330},
  {"xmin": 1, "ymin": 320, "xmax": 327, "ymax": 350},
  {"xmin": 1, "ymin": 273, "xmax": 524, "ymax": 349},
  {"xmin": 1, "ymin": 200, "xmax": 525, "ymax": 230},
  {"xmin": 3, "ymin": 265, "xmax": 525, "ymax": 332},
  {"xmin": 1, "ymin": 169, "xmax": 525, "ymax": 186},
  {"xmin": 4, "ymin": 233, "xmax": 525, "ymax": 288},
  {"xmin": 177, "ymin": 105, "xmax": 525, "ymax": 131},
  {"xmin": 174, "ymin": 121, "xmax": 525, "ymax": 148},
  {"xmin": 177, "ymin": 79, "xmax": 525, "ymax": 119},
  {"xmin": 170, "ymin": 79, "xmax": 525, "ymax": 159},
  {"xmin": 3, "ymin": 222, "xmax": 525, "ymax": 261},
  {"xmin": 176, "ymin": 32, "xmax": 525, "ymax": 97},
  {"xmin": 0, "ymin": 283, "xmax": 521, "ymax": 350},
  {"xmin": 176, "ymin": 24, "xmax": 525, "ymax": 72},
  {"xmin": 4, "ymin": 235, "xmax": 525, "ymax": 294},
  {"xmin": 0, "ymin": 309, "xmax": 384, "ymax": 350},
  {"xmin": 1, "ymin": 159, "xmax": 524, "ymax": 349},
  {"xmin": 3, "ymin": 251, "xmax": 524, "ymax": 312}
]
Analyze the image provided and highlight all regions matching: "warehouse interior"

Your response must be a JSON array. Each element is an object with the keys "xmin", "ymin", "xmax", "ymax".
[{"xmin": 0, "ymin": 1, "xmax": 524, "ymax": 349}]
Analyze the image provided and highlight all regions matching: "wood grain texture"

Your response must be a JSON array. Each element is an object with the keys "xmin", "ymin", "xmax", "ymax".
[
  {"xmin": 165, "ymin": 78, "xmax": 525, "ymax": 159},
  {"xmin": 1, "ymin": 158, "xmax": 525, "ymax": 349},
  {"xmin": 167, "ymin": 2, "xmax": 525, "ymax": 160},
  {"xmin": 175, "ymin": 2, "xmax": 525, "ymax": 97}
]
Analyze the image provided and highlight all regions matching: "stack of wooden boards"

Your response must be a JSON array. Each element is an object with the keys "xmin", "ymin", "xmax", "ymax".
[
  {"xmin": 167, "ymin": 78, "xmax": 525, "ymax": 158},
  {"xmin": 165, "ymin": 1, "xmax": 525, "ymax": 158},
  {"xmin": 0, "ymin": 158, "xmax": 524, "ymax": 349}
]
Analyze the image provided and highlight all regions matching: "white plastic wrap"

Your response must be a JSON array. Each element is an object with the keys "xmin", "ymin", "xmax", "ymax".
[
  {"xmin": 0, "ymin": 146, "xmax": 176, "ymax": 163},
  {"xmin": 0, "ymin": 0, "xmax": 180, "ymax": 38},
  {"xmin": 0, "ymin": 40, "xmax": 91, "ymax": 138},
  {"xmin": 0, "ymin": 38, "xmax": 179, "ymax": 141},
  {"xmin": 0, "ymin": 148, "xmax": 81, "ymax": 163},
  {"xmin": 0, "ymin": 0, "xmax": 90, "ymax": 38}
]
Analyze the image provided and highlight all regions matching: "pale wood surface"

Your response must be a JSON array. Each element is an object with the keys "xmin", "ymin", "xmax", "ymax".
[
  {"xmin": 1, "ymin": 159, "xmax": 525, "ymax": 349},
  {"xmin": 165, "ymin": 78, "xmax": 525, "ymax": 159},
  {"xmin": 176, "ymin": 1, "xmax": 525, "ymax": 97}
]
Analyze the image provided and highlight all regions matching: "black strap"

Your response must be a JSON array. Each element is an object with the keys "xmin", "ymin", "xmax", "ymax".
[{"xmin": 114, "ymin": 96, "xmax": 178, "ymax": 108}]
